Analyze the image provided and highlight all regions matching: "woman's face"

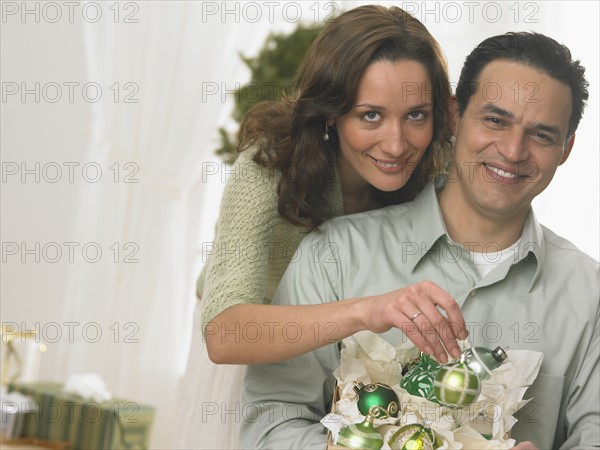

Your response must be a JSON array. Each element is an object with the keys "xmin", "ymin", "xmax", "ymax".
[{"xmin": 334, "ymin": 59, "xmax": 434, "ymax": 193}]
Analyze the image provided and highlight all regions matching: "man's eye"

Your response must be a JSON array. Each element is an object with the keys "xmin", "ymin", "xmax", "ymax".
[
  {"xmin": 532, "ymin": 132, "xmax": 555, "ymax": 145},
  {"xmin": 485, "ymin": 117, "xmax": 503, "ymax": 126}
]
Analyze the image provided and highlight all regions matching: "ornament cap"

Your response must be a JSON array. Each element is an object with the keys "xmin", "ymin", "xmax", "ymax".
[
  {"xmin": 353, "ymin": 381, "xmax": 365, "ymax": 395},
  {"xmin": 492, "ymin": 346, "xmax": 508, "ymax": 362}
]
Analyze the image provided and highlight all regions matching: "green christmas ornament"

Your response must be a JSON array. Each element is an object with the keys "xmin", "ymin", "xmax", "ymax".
[
  {"xmin": 462, "ymin": 346, "xmax": 508, "ymax": 380},
  {"xmin": 354, "ymin": 382, "xmax": 399, "ymax": 419},
  {"xmin": 337, "ymin": 416, "xmax": 384, "ymax": 450},
  {"xmin": 399, "ymin": 353, "xmax": 441, "ymax": 402},
  {"xmin": 433, "ymin": 358, "xmax": 481, "ymax": 408},
  {"xmin": 401, "ymin": 355, "xmax": 421, "ymax": 375},
  {"xmin": 471, "ymin": 410, "xmax": 494, "ymax": 440},
  {"xmin": 388, "ymin": 423, "xmax": 441, "ymax": 450}
]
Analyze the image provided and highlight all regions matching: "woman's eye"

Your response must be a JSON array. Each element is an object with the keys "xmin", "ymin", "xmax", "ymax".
[
  {"xmin": 362, "ymin": 111, "xmax": 381, "ymax": 122},
  {"xmin": 408, "ymin": 111, "xmax": 426, "ymax": 120}
]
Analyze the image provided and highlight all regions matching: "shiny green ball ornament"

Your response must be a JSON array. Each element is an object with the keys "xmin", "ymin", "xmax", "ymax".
[
  {"xmin": 400, "ymin": 353, "xmax": 441, "ymax": 402},
  {"xmin": 433, "ymin": 359, "xmax": 481, "ymax": 408},
  {"xmin": 462, "ymin": 346, "xmax": 508, "ymax": 380},
  {"xmin": 388, "ymin": 423, "xmax": 441, "ymax": 450},
  {"xmin": 355, "ymin": 382, "xmax": 399, "ymax": 419},
  {"xmin": 337, "ymin": 416, "xmax": 384, "ymax": 450}
]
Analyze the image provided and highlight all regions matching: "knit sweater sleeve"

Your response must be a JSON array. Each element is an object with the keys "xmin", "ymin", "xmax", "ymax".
[{"xmin": 200, "ymin": 150, "xmax": 280, "ymax": 325}]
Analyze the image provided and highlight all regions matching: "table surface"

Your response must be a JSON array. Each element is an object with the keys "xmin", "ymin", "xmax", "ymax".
[
  {"xmin": 1, "ymin": 445, "xmax": 48, "ymax": 449},
  {"xmin": 0, "ymin": 441, "xmax": 67, "ymax": 450}
]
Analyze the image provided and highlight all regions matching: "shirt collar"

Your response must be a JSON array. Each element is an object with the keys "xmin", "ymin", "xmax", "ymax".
[
  {"xmin": 404, "ymin": 183, "xmax": 447, "ymax": 271},
  {"xmin": 405, "ymin": 183, "xmax": 545, "ymax": 291}
]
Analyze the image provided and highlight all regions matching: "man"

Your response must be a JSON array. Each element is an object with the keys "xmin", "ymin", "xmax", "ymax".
[{"xmin": 241, "ymin": 32, "xmax": 598, "ymax": 449}]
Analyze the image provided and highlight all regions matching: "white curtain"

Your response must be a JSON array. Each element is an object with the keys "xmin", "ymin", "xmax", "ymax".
[{"xmin": 49, "ymin": 3, "xmax": 280, "ymax": 447}]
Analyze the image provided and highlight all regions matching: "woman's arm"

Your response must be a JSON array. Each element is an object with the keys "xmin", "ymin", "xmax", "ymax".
[
  {"xmin": 199, "ymin": 149, "xmax": 282, "ymax": 328},
  {"xmin": 206, "ymin": 281, "xmax": 468, "ymax": 365}
]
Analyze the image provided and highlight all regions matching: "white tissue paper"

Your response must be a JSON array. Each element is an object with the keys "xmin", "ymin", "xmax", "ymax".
[
  {"xmin": 322, "ymin": 331, "xmax": 543, "ymax": 449},
  {"xmin": 63, "ymin": 373, "xmax": 112, "ymax": 402}
]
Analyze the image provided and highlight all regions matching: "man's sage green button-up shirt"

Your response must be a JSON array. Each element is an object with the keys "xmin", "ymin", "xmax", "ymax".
[{"xmin": 242, "ymin": 183, "xmax": 599, "ymax": 450}]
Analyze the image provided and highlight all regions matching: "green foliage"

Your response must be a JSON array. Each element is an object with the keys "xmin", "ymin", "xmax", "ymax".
[{"xmin": 215, "ymin": 23, "xmax": 325, "ymax": 164}]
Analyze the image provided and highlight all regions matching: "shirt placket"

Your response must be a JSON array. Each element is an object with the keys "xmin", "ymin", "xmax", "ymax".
[{"xmin": 432, "ymin": 239, "xmax": 480, "ymax": 308}]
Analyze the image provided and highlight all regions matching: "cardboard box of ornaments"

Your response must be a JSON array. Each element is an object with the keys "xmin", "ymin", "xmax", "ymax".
[
  {"xmin": 323, "ymin": 332, "xmax": 543, "ymax": 450},
  {"xmin": 326, "ymin": 386, "xmax": 344, "ymax": 450}
]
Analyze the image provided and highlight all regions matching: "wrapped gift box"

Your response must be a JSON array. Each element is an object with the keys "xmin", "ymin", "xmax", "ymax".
[
  {"xmin": 1, "ymin": 390, "xmax": 37, "ymax": 442},
  {"xmin": 8, "ymin": 382, "xmax": 154, "ymax": 450}
]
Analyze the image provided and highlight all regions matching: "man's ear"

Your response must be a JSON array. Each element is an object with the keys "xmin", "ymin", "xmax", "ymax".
[
  {"xmin": 449, "ymin": 96, "xmax": 459, "ymax": 133},
  {"xmin": 559, "ymin": 134, "xmax": 576, "ymax": 165}
]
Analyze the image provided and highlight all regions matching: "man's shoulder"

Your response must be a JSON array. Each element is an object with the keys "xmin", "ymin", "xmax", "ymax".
[
  {"xmin": 541, "ymin": 224, "xmax": 599, "ymax": 272},
  {"xmin": 320, "ymin": 201, "xmax": 415, "ymax": 237}
]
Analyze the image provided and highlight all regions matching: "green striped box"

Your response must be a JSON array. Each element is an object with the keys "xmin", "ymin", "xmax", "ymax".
[{"xmin": 8, "ymin": 382, "xmax": 154, "ymax": 449}]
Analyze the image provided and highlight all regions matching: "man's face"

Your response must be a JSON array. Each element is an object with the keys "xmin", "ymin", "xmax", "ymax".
[{"xmin": 449, "ymin": 59, "xmax": 574, "ymax": 223}]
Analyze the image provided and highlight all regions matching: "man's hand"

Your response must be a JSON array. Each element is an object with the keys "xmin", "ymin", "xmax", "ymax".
[
  {"xmin": 512, "ymin": 441, "xmax": 538, "ymax": 450},
  {"xmin": 359, "ymin": 281, "xmax": 468, "ymax": 364}
]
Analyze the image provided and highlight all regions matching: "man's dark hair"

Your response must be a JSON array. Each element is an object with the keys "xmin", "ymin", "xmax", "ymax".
[{"xmin": 455, "ymin": 32, "xmax": 589, "ymax": 139}]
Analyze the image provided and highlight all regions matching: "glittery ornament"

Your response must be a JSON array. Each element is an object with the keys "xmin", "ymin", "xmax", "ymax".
[
  {"xmin": 433, "ymin": 359, "xmax": 481, "ymax": 408},
  {"xmin": 400, "ymin": 353, "xmax": 441, "ymax": 402},
  {"xmin": 354, "ymin": 382, "xmax": 399, "ymax": 419},
  {"xmin": 388, "ymin": 423, "xmax": 441, "ymax": 450},
  {"xmin": 337, "ymin": 416, "xmax": 384, "ymax": 450}
]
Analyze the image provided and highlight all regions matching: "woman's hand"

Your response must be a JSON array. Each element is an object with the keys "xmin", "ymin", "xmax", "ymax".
[
  {"xmin": 358, "ymin": 281, "xmax": 467, "ymax": 364},
  {"xmin": 206, "ymin": 281, "xmax": 466, "ymax": 365}
]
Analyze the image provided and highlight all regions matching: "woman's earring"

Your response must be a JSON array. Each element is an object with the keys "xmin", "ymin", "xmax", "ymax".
[{"xmin": 323, "ymin": 124, "xmax": 330, "ymax": 141}]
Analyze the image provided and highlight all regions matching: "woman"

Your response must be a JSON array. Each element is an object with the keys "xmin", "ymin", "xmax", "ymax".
[{"xmin": 177, "ymin": 5, "xmax": 466, "ymax": 449}]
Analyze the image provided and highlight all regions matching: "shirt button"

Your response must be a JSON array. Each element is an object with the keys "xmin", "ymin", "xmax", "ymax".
[{"xmin": 470, "ymin": 290, "xmax": 477, "ymax": 297}]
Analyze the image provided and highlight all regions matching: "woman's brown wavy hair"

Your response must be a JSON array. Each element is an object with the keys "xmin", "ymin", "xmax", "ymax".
[{"xmin": 236, "ymin": 5, "xmax": 452, "ymax": 230}]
